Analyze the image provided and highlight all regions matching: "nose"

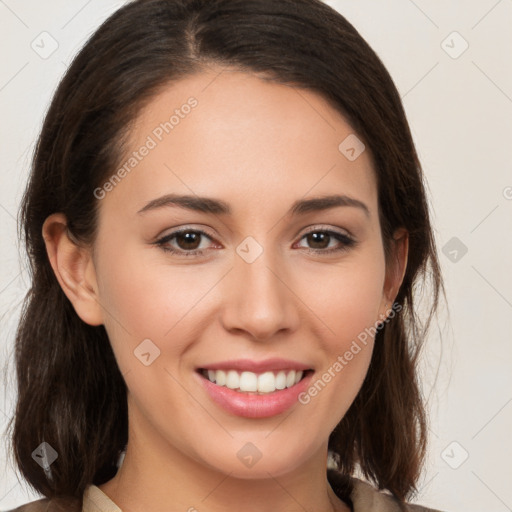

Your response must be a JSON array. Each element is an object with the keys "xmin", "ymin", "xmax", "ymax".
[{"xmin": 220, "ymin": 248, "xmax": 300, "ymax": 341}]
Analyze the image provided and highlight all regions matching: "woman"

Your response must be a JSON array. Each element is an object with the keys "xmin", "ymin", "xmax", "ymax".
[{"xmin": 7, "ymin": 0, "xmax": 444, "ymax": 510}]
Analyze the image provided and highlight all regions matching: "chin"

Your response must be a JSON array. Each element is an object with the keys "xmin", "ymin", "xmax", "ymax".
[{"xmin": 194, "ymin": 437, "xmax": 317, "ymax": 480}]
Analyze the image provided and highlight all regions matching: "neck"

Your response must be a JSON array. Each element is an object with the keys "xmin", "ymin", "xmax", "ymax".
[{"xmin": 98, "ymin": 405, "xmax": 350, "ymax": 512}]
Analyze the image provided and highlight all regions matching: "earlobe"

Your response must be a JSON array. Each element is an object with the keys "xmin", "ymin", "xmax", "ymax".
[{"xmin": 42, "ymin": 213, "xmax": 103, "ymax": 326}]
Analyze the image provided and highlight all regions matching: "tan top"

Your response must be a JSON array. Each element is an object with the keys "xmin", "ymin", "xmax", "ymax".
[
  {"xmin": 83, "ymin": 485, "xmax": 120, "ymax": 512},
  {"xmin": 7, "ymin": 478, "xmax": 444, "ymax": 512}
]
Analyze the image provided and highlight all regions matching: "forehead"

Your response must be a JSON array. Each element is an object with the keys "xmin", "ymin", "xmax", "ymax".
[{"xmin": 105, "ymin": 68, "xmax": 377, "ymax": 217}]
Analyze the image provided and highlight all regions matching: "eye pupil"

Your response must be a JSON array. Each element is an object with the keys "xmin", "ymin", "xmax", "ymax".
[
  {"xmin": 307, "ymin": 232, "xmax": 329, "ymax": 249},
  {"xmin": 177, "ymin": 232, "xmax": 201, "ymax": 250}
]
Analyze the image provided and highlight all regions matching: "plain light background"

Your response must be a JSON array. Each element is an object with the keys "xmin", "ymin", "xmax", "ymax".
[{"xmin": 1, "ymin": 1, "xmax": 511, "ymax": 510}]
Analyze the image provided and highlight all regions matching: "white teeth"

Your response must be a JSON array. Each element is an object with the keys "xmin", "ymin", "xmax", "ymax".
[
  {"xmin": 239, "ymin": 371, "xmax": 258, "ymax": 392},
  {"xmin": 275, "ymin": 371, "xmax": 287, "ymax": 390},
  {"xmin": 226, "ymin": 370, "xmax": 239, "ymax": 389},
  {"xmin": 286, "ymin": 370, "xmax": 296, "ymax": 388},
  {"xmin": 257, "ymin": 371, "xmax": 275, "ymax": 393},
  {"xmin": 203, "ymin": 369, "xmax": 306, "ymax": 393},
  {"xmin": 216, "ymin": 370, "xmax": 226, "ymax": 386}
]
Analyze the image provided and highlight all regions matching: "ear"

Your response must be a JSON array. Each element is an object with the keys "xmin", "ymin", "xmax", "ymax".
[
  {"xmin": 42, "ymin": 213, "xmax": 103, "ymax": 326},
  {"xmin": 379, "ymin": 228, "xmax": 409, "ymax": 318}
]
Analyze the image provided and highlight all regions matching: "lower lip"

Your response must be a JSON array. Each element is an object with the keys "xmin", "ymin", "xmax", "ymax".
[{"xmin": 196, "ymin": 371, "xmax": 313, "ymax": 418}]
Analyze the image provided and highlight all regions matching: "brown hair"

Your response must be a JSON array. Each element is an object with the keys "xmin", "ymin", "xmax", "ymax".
[{"xmin": 8, "ymin": 0, "xmax": 442, "ymax": 504}]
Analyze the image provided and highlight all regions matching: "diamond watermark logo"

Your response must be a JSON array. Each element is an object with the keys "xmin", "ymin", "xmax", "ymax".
[
  {"xmin": 338, "ymin": 134, "xmax": 365, "ymax": 161},
  {"xmin": 236, "ymin": 236, "xmax": 264, "ymax": 264},
  {"xmin": 237, "ymin": 442, "xmax": 262, "ymax": 468},
  {"xmin": 441, "ymin": 31, "xmax": 469, "ymax": 59},
  {"xmin": 32, "ymin": 442, "xmax": 58, "ymax": 469},
  {"xmin": 134, "ymin": 338, "xmax": 161, "ymax": 366},
  {"xmin": 441, "ymin": 441, "xmax": 469, "ymax": 469},
  {"xmin": 31, "ymin": 31, "xmax": 59, "ymax": 59},
  {"xmin": 442, "ymin": 237, "xmax": 468, "ymax": 263}
]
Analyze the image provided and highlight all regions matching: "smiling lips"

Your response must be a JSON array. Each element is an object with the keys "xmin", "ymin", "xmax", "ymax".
[{"xmin": 196, "ymin": 358, "xmax": 313, "ymax": 418}]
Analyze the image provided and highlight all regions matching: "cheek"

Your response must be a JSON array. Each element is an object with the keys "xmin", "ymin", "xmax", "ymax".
[
  {"xmin": 294, "ymin": 252, "xmax": 385, "ymax": 410},
  {"xmin": 94, "ymin": 238, "xmax": 224, "ymax": 361},
  {"xmin": 300, "ymin": 253, "xmax": 386, "ymax": 342}
]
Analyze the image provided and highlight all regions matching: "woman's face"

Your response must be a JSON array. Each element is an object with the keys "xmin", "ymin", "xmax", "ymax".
[{"xmin": 85, "ymin": 68, "xmax": 400, "ymax": 478}]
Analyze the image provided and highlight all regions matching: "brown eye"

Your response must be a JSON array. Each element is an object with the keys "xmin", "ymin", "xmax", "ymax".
[
  {"xmin": 305, "ymin": 232, "xmax": 330, "ymax": 249},
  {"xmin": 154, "ymin": 228, "xmax": 215, "ymax": 256},
  {"xmin": 175, "ymin": 231, "xmax": 202, "ymax": 251},
  {"xmin": 297, "ymin": 229, "xmax": 356, "ymax": 254}
]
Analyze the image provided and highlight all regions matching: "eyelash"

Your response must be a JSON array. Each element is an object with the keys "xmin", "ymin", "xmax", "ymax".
[{"xmin": 153, "ymin": 226, "xmax": 357, "ymax": 258}]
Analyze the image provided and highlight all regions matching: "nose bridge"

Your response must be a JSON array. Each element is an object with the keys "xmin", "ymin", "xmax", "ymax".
[{"xmin": 221, "ymin": 238, "xmax": 299, "ymax": 340}]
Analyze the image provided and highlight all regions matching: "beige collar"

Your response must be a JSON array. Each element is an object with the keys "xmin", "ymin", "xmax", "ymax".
[
  {"xmin": 83, "ymin": 480, "xmax": 441, "ymax": 512},
  {"xmin": 83, "ymin": 485, "xmax": 121, "ymax": 512}
]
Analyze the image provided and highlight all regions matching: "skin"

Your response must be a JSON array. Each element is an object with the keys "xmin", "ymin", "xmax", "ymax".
[{"xmin": 43, "ymin": 67, "xmax": 407, "ymax": 512}]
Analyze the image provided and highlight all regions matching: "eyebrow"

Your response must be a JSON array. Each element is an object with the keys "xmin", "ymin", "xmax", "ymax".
[{"xmin": 137, "ymin": 193, "xmax": 370, "ymax": 217}]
